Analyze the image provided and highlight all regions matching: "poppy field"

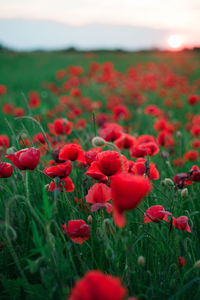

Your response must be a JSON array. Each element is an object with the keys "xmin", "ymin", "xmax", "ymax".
[{"xmin": 0, "ymin": 50, "xmax": 200, "ymax": 299}]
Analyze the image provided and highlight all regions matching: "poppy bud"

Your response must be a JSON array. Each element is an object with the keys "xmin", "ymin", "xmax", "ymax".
[
  {"xmin": 92, "ymin": 136, "xmax": 106, "ymax": 147},
  {"xmin": 181, "ymin": 188, "xmax": 188, "ymax": 198},
  {"xmin": 45, "ymin": 184, "xmax": 50, "ymax": 191},
  {"xmin": 138, "ymin": 256, "xmax": 145, "ymax": 266},
  {"xmin": 178, "ymin": 257, "xmax": 185, "ymax": 267},
  {"xmin": 87, "ymin": 215, "xmax": 92, "ymax": 224},
  {"xmin": 194, "ymin": 260, "xmax": 200, "ymax": 269},
  {"xmin": 176, "ymin": 131, "xmax": 182, "ymax": 138},
  {"xmin": 6, "ymin": 147, "xmax": 16, "ymax": 155},
  {"xmin": 164, "ymin": 178, "xmax": 174, "ymax": 186}
]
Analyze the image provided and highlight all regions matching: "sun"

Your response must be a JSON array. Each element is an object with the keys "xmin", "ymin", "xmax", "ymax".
[{"xmin": 168, "ymin": 34, "xmax": 182, "ymax": 50}]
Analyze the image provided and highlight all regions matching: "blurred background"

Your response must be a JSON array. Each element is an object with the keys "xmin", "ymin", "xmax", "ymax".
[{"xmin": 0, "ymin": 0, "xmax": 199, "ymax": 51}]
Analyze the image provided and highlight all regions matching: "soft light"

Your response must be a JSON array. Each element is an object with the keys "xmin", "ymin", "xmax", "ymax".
[{"xmin": 168, "ymin": 34, "xmax": 182, "ymax": 49}]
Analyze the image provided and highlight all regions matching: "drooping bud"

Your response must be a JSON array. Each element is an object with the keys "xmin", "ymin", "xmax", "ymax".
[
  {"xmin": 163, "ymin": 178, "xmax": 174, "ymax": 186},
  {"xmin": 92, "ymin": 136, "xmax": 106, "ymax": 147}
]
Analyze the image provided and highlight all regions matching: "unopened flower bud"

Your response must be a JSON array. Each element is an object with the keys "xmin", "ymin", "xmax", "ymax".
[
  {"xmin": 181, "ymin": 188, "xmax": 188, "ymax": 198},
  {"xmin": 194, "ymin": 260, "xmax": 200, "ymax": 269},
  {"xmin": 164, "ymin": 178, "xmax": 174, "ymax": 186},
  {"xmin": 92, "ymin": 136, "xmax": 106, "ymax": 147},
  {"xmin": 138, "ymin": 256, "xmax": 145, "ymax": 266},
  {"xmin": 6, "ymin": 147, "xmax": 16, "ymax": 155},
  {"xmin": 87, "ymin": 215, "xmax": 93, "ymax": 224},
  {"xmin": 176, "ymin": 131, "xmax": 182, "ymax": 138},
  {"xmin": 63, "ymin": 118, "xmax": 68, "ymax": 125},
  {"xmin": 45, "ymin": 184, "xmax": 50, "ymax": 191},
  {"xmin": 21, "ymin": 133, "xmax": 28, "ymax": 139}
]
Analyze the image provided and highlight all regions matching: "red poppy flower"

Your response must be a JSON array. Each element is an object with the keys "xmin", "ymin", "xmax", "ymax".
[
  {"xmin": 113, "ymin": 105, "xmax": 130, "ymax": 121},
  {"xmin": 137, "ymin": 135, "xmax": 156, "ymax": 145},
  {"xmin": 190, "ymin": 139, "xmax": 200, "ymax": 148},
  {"xmin": 75, "ymin": 119, "xmax": 86, "ymax": 130},
  {"xmin": 0, "ymin": 135, "xmax": 10, "ymax": 148},
  {"xmin": 172, "ymin": 216, "xmax": 191, "ymax": 233},
  {"xmin": 0, "ymin": 162, "xmax": 13, "ymax": 178},
  {"xmin": 6, "ymin": 148, "xmax": 40, "ymax": 170},
  {"xmin": 178, "ymin": 257, "xmax": 186, "ymax": 267},
  {"xmin": 2, "ymin": 103, "xmax": 14, "ymax": 115},
  {"xmin": 187, "ymin": 165, "xmax": 200, "ymax": 182},
  {"xmin": 183, "ymin": 150, "xmax": 198, "ymax": 161},
  {"xmin": 65, "ymin": 220, "xmax": 90, "ymax": 244},
  {"xmin": 33, "ymin": 132, "xmax": 50, "ymax": 146},
  {"xmin": 59, "ymin": 144, "xmax": 86, "ymax": 164},
  {"xmin": 156, "ymin": 131, "xmax": 174, "ymax": 148},
  {"xmin": 53, "ymin": 118, "xmax": 73, "ymax": 136},
  {"xmin": 188, "ymin": 94, "xmax": 198, "ymax": 105},
  {"xmin": 114, "ymin": 134, "xmax": 136, "ymax": 150},
  {"xmin": 111, "ymin": 173, "xmax": 152, "ymax": 227},
  {"xmin": 85, "ymin": 148, "xmax": 102, "ymax": 166},
  {"xmin": 144, "ymin": 104, "xmax": 161, "ymax": 117},
  {"xmin": 173, "ymin": 173, "xmax": 193, "ymax": 189},
  {"xmin": 28, "ymin": 91, "xmax": 41, "ymax": 109},
  {"xmin": 49, "ymin": 176, "xmax": 74, "ymax": 192},
  {"xmin": 68, "ymin": 270, "xmax": 126, "ymax": 300},
  {"xmin": 0, "ymin": 84, "xmax": 7, "ymax": 96},
  {"xmin": 86, "ymin": 151, "xmax": 128, "ymax": 180},
  {"xmin": 144, "ymin": 205, "xmax": 171, "ymax": 223},
  {"xmin": 131, "ymin": 158, "xmax": 159, "ymax": 180},
  {"xmin": 43, "ymin": 161, "xmax": 72, "ymax": 178},
  {"xmin": 99, "ymin": 123, "xmax": 123, "ymax": 142},
  {"xmin": 14, "ymin": 107, "xmax": 25, "ymax": 117},
  {"xmin": 85, "ymin": 183, "xmax": 112, "ymax": 213},
  {"xmin": 130, "ymin": 142, "xmax": 159, "ymax": 158}
]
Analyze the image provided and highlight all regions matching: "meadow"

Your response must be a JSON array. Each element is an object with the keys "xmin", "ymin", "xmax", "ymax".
[{"xmin": 0, "ymin": 49, "xmax": 200, "ymax": 300}]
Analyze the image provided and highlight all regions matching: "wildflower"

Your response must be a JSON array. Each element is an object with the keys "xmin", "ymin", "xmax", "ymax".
[
  {"xmin": 144, "ymin": 205, "xmax": 171, "ymax": 223},
  {"xmin": 86, "ymin": 150, "xmax": 128, "ymax": 179},
  {"xmin": 49, "ymin": 177, "xmax": 74, "ymax": 192},
  {"xmin": 68, "ymin": 270, "xmax": 126, "ymax": 300},
  {"xmin": 59, "ymin": 144, "xmax": 86, "ymax": 164},
  {"xmin": 178, "ymin": 257, "xmax": 186, "ymax": 267},
  {"xmin": 0, "ymin": 135, "xmax": 10, "ymax": 148},
  {"xmin": 66, "ymin": 220, "xmax": 90, "ymax": 244},
  {"xmin": 53, "ymin": 118, "xmax": 73, "ymax": 136},
  {"xmin": 0, "ymin": 162, "xmax": 13, "ymax": 178},
  {"xmin": 172, "ymin": 216, "xmax": 191, "ymax": 233},
  {"xmin": 85, "ymin": 183, "xmax": 112, "ymax": 213},
  {"xmin": 43, "ymin": 161, "xmax": 72, "ymax": 178},
  {"xmin": 111, "ymin": 173, "xmax": 152, "ymax": 227},
  {"xmin": 6, "ymin": 147, "xmax": 40, "ymax": 170}
]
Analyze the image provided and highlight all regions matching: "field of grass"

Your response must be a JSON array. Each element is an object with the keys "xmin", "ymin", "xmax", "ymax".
[{"xmin": 0, "ymin": 50, "xmax": 200, "ymax": 300}]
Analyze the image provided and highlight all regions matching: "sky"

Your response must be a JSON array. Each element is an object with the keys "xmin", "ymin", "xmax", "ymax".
[{"xmin": 0, "ymin": 0, "xmax": 199, "ymax": 50}]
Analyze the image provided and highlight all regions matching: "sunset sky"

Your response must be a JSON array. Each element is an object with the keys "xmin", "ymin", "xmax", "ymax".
[{"xmin": 0, "ymin": 0, "xmax": 199, "ymax": 50}]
